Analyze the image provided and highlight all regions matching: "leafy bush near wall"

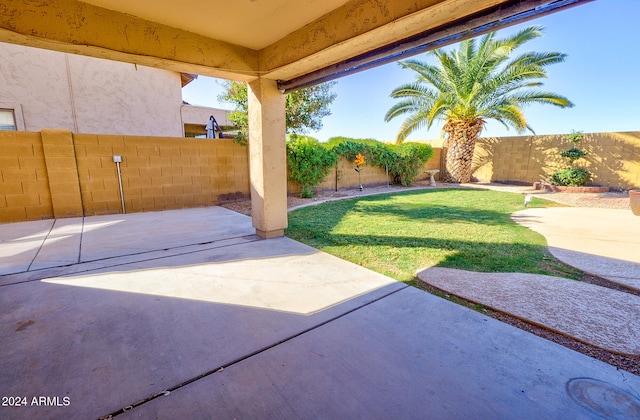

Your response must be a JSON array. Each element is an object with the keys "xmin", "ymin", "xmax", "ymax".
[
  {"xmin": 551, "ymin": 168, "xmax": 591, "ymax": 187},
  {"xmin": 560, "ymin": 147, "xmax": 587, "ymax": 163},
  {"xmin": 388, "ymin": 142, "xmax": 435, "ymax": 186},
  {"xmin": 287, "ymin": 135, "xmax": 337, "ymax": 198},
  {"xmin": 327, "ymin": 137, "xmax": 433, "ymax": 186},
  {"xmin": 551, "ymin": 130, "xmax": 591, "ymax": 187},
  {"xmin": 286, "ymin": 136, "xmax": 434, "ymax": 196},
  {"xmin": 327, "ymin": 137, "xmax": 394, "ymax": 166}
]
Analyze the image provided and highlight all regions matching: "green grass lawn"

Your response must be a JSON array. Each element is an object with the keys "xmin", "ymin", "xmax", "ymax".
[{"xmin": 286, "ymin": 188, "xmax": 582, "ymax": 285}]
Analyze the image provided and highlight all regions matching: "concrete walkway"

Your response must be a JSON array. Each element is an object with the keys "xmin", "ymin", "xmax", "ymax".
[
  {"xmin": 418, "ymin": 205, "xmax": 640, "ymax": 356},
  {"xmin": 418, "ymin": 268, "xmax": 640, "ymax": 355},
  {"xmin": 0, "ymin": 207, "xmax": 257, "ymax": 276},
  {"xmin": 513, "ymin": 207, "xmax": 640, "ymax": 291},
  {"xmin": 1, "ymin": 206, "xmax": 640, "ymax": 418}
]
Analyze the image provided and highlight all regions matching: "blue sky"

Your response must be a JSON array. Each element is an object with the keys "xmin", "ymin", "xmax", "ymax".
[{"xmin": 182, "ymin": 0, "xmax": 639, "ymax": 142}]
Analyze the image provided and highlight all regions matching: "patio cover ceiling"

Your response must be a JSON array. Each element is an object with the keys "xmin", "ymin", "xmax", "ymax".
[{"xmin": 1, "ymin": 0, "xmax": 590, "ymax": 91}]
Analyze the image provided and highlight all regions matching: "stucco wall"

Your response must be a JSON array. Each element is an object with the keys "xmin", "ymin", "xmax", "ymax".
[
  {"xmin": 0, "ymin": 44, "xmax": 76, "ymax": 131},
  {"xmin": 66, "ymin": 54, "xmax": 184, "ymax": 136},
  {"xmin": 0, "ymin": 42, "xmax": 184, "ymax": 136},
  {"xmin": 181, "ymin": 104, "xmax": 231, "ymax": 127}
]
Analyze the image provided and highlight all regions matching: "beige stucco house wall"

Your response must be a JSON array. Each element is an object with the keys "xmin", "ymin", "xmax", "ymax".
[{"xmin": 0, "ymin": 41, "xmax": 228, "ymax": 137}]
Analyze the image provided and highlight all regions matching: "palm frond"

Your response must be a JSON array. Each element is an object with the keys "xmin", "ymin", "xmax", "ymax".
[
  {"xmin": 395, "ymin": 109, "xmax": 432, "ymax": 142},
  {"xmin": 387, "ymin": 25, "xmax": 572, "ymax": 139},
  {"xmin": 509, "ymin": 90, "xmax": 574, "ymax": 108},
  {"xmin": 388, "ymin": 82, "xmax": 435, "ymax": 99}
]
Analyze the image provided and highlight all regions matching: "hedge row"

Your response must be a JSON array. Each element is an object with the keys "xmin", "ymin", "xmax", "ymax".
[{"xmin": 287, "ymin": 135, "xmax": 434, "ymax": 197}]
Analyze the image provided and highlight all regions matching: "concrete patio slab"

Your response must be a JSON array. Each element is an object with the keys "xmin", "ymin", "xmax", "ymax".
[
  {"xmin": 0, "ymin": 235, "xmax": 404, "ymax": 419},
  {"xmin": 121, "ymin": 287, "xmax": 640, "ymax": 419},
  {"xmin": 0, "ymin": 207, "xmax": 256, "ymax": 277},
  {"xmin": 0, "ymin": 219, "xmax": 54, "ymax": 275},
  {"xmin": 512, "ymin": 207, "xmax": 640, "ymax": 291},
  {"xmin": 29, "ymin": 218, "xmax": 83, "ymax": 271},
  {"xmin": 42, "ymin": 237, "xmax": 400, "ymax": 315},
  {"xmin": 2, "ymin": 205, "xmax": 640, "ymax": 419},
  {"xmin": 0, "ymin": 235, "xmax": 261, "ymax": 287},
  {"xmin": 78, "ymin": 207, "xmax": 255, "ymax": 262},
  {"xmin": 417, "ymin": 267, "xmax": 640, "ymax": 355}
]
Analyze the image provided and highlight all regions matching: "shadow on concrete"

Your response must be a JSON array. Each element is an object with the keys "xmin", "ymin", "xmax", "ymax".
[
  {"xmin": 39, "ymin": 237, "xmax": 398, "ymax": 315},
  {"xmin": 512, "ymin": 207, "xmax": 640, "ymax": 291},
  {"xmin": 417, "ymin": 266, "xmax": 640, "ymax": 355},
  {"xmin": 1, "ymin": 271, "xmax": 403, "ymax": 419},
  {"xmin": 0, "ymin": 206, "xmax": 405, "ymax": 418},
  {"xmin": 547, "ymin": 246, "xmax": 640, "ymax": 292}
]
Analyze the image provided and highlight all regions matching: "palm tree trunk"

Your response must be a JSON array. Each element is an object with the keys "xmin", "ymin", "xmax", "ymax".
[{"xmin": 442, "ymin": 119, "xmax": 484, "ymax": 183}]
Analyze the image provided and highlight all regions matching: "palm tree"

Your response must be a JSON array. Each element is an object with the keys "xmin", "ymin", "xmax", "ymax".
[{"xmin": 385, "ymin": 26, "xmax": 573, "ymax": 183}]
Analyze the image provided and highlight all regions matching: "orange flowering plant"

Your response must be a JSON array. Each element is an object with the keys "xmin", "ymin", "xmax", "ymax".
[
  {"xmin": 354, "ymin": 153, "xmax": 365, "ymax": 172},
  {"xmin": 354, "ymin": 153, "xmax": 365, "ymax": 190}
]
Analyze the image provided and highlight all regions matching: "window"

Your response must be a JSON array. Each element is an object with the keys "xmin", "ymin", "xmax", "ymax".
[{"xmin": 0, "ymin": 109, "xmax": 16, "ymax": 130}]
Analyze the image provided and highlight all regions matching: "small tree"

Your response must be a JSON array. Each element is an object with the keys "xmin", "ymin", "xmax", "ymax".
[
  {"xmin": 388, "ymin": 143, "xmax": 434, "ymax": 186},
  {"xmin": 551, "ymin": 130, "xmax": 591, "ymax": 186},
  {"xmin": 219, "ymin": 81, "xmax": 337, "ymax": 145},
  {"xmin": 287, "ymin": 135, "xmax": 337, "ymax": 198}
]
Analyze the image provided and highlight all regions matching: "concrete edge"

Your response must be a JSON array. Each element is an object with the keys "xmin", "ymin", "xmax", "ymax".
[{"xmin": 415, "ymin": 266, "xmax": 639, "ymax": 356}]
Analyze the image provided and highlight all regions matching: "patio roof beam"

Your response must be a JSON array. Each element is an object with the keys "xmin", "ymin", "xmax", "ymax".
[
  {"xmin": 277, "ymin": 0, "xmax": 594, "ymax": 93},
  {"xmin": 0, "ymin": 0, "xmax": 259, "ymax": 82}
]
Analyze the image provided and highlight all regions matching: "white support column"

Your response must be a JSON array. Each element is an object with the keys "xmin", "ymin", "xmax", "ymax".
[{"xmin": 247, "ymin": 78, "xmax": 287, "ymax": 239}]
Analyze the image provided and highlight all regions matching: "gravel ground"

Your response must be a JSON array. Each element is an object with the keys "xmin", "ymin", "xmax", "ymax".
[{"xmin": 220, "ymin": 182, "xmax": 639, "ymax": 375}]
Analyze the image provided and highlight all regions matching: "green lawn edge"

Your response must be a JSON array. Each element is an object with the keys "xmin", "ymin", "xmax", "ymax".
[{"xmin": 286, "ymin": 188, "xmax": 581, "ymax": 284}]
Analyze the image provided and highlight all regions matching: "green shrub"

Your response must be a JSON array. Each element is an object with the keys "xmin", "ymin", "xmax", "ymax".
[
  {"xmin": 560, "ymin": 147, "xmax": 587, "ymax": 165},
  {"xmin": 327, "ymin": 137, "xmax": 395, "ymax": 167},
  {"xmin": 387, "ymin": 143, "xmax": 434, "ymax": 186},
  {"xmin": 287, "ymin": 136, "xmax": 434, "ymax": 191},
  {"xmin": 567, "ymin": 130, "xmax": 584, "ymax": 144},
  {"xmin": 287, "ymin": 135, "xmax": 337, "ymax": 197},
  {"xmin": 327, "ymin": 137, "xmax": 433, "ymax": 186},
  {"xmin": 550, "ymin": 130, "xmax": 591, "ymax": 187},
  {"xmin": 551, "ymin": 168, "xmax": 591, "ymax": 187}
]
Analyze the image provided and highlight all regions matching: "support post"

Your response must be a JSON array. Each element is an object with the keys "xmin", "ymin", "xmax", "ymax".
[{"xmin": 247, "ymin": 78, "xmax": 287, "ymax": 238}]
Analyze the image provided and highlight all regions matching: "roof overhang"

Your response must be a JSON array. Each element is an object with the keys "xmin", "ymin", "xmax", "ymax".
[
  {"xmin": 277, "ymin": 0, "xmax": 592, "ymax": 92},
  {"xmin": 180, "ymin": 73, "xmax": 198, "ymax": 88},
  {"xmin": 0, "ymin": 0, "xmax": 592, "ymax": 91}
]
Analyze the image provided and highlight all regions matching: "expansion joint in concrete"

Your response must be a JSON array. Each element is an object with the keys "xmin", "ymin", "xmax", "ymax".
[{"xmin": 101, "ymin": 284, "xmax": 409, "ymax": 418}]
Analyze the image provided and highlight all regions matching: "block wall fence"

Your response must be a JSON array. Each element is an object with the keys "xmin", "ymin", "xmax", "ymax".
[
  {"xmin": 2, "ymin": 130, "xmax": 639, "ymax": 223},
  {"xmin": 0, "ymin": 130, "xmax": 249, "ymax": 222},
  {"xmin": 471, "ymin": 132, "xmax": 640, "ymax": 189}
]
